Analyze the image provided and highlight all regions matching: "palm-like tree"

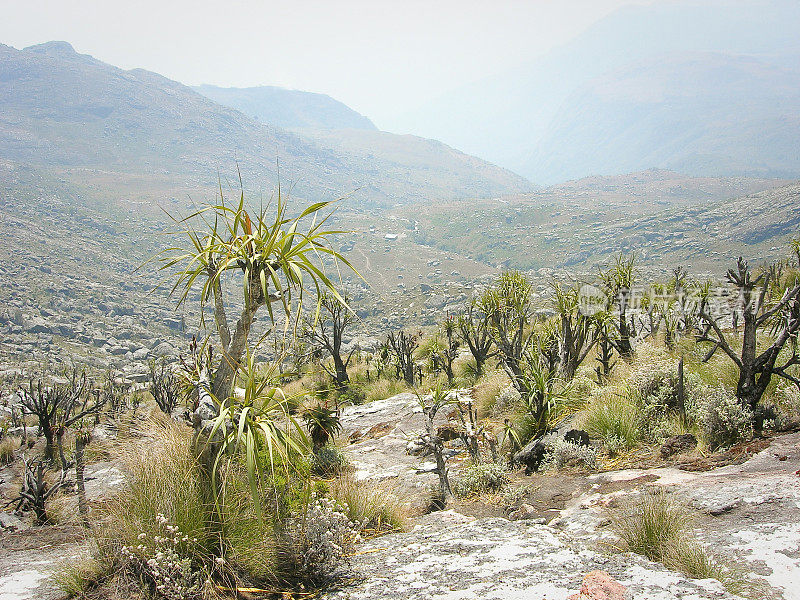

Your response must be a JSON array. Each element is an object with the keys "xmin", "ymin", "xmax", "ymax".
[{"xmin": 162, "ymin": 185, "xmax": 354, "ymax": 401}]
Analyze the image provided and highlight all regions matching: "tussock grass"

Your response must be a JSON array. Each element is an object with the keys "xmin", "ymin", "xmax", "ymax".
[
  {"xmin": 362, "ymin": 378, "xmax": 408, "ymax": 403},
  {"xmin": 216, "ymin": 466, "xmax": 279, "ymax": 584},
  {"xmin": 610, "ymin": 488, "xmax": 752, "ymax": 595},
  {"xmin": 52, "ymin": 556, "xmax": 110, "ymax": 597},
  {"xmin": 581, "ymin": 389, "xmax": 641, "ymax": 453},
  {"xmin": 328, "ymin": 475, "xmax": 407, "ymax": 534},
  {"xmin": 472, "ymin": 370, "xmax": 511, "ymax": 418},
  {"xmin": 0, "ymin": 436, "xmax": 19, "ymax": 465},
  {"xmin": 98, "ymin": 418, "xmax": 214, "ymax": 563},
  {"xmin": 611, "ymin": 489, "xmax": 688, "ymax": 560}
]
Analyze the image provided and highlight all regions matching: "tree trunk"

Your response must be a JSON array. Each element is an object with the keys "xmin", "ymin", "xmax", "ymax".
[
  {"xmin": 42, "ymin": 422, "xmax": 55, "ymax": 462},
  {"xmin": 332, "ymin": 353, "xmax": 350, "ymax": 386},
  {"xmin": 57, "ymin": 430, "xmax": 69, "ymax": 472},
  {"xmin": 474, "ymin": 354, "xmax": 485, "ymax": 379},
  {"xmin": 212, "ymin": 303, "xmax": 257, "ymax": 400}
]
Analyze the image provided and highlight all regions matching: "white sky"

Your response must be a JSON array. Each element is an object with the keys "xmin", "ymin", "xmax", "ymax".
[{"xmin": 0, "ymin": 0, "xmax": 654, "ymax": 128}]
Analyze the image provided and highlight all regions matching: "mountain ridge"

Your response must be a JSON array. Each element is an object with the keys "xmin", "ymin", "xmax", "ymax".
[
  {"xmin": 0, "ymin": 41, "xmax": 530, "ymax": 206},
  {"xmin": 193, "ymin": 84, "xmax": 377, "ymax": 131},
  {"xmin": 387, "ymin": 0, "xmax": 800, "ymax": 184}
]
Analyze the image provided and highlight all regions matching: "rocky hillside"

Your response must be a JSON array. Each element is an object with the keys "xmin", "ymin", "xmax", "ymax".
[
  {"xmin": 193, "ymin": 84, "xmax": 377, "ymax": 130},
  {"xmin": 405, "ymin": 173, "xmax": 797, "ymax": 274},
  {"xmin": 0, "ymin": 41, "xmax": 530, "ymax": 206}
]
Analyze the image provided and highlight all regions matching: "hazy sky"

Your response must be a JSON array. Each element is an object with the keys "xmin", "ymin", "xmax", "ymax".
[{"xmin": 0, "ymin": 0, "xmax": 654, "ymax": 128}]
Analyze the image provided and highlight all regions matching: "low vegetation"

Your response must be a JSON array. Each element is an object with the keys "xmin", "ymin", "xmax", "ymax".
[{"xmin": 1, "ymin": 184, "xmax": 797, "ymax": 599}]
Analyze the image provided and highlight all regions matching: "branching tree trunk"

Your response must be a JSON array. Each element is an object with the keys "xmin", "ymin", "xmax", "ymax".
[
  {"xmin": 595, "ymin": 326, "xmax": 616, "ymax": 384},
  {"xmin": 303, "ymin": 292, "xmax": 356, "ymax": 387},
  {"xmin": 75, "ymin": 431, "xmax": 90, "ymax": 528},
  {"xmin": 431, "ymin": 316, "xmax": 460, "ymax": 385},
  {"xmin": 480, "ymin": 271, "xmax": 536, "ymax": 386},
  {"xmin": 164, "ymin": 190, "xmax": 351, "ymax": 404},
  {"xmin": 697, "ymin": 255, "xmax": 800, "ymax": 424},
  {"xmin": 599, "ymin": 254, "xmax": 637, "ymax": 361},
  {"xmin": 554, "ymin": 283, "xmax": 600, "ymax": 381},
  {"xmin": 457, "ymin": 303, "xmax": 495, "ymax": 378},
  {"xmin": 12, "ymin": 456, "xmax": 65, "ymax": 524},
  {"xmin": 149, "ymin": 357, "xmax": 182, "ymax": 414},
  {"xmin": 417, "ymin": 388, "xmax": 454, "ymax": 505},
  {"xmin": 19, "ymin": 371, "xmax": 100, "ymax": 464},
  {"xmin": 387, "ymin": 330, "xmax": 420, "ymax": 386}
]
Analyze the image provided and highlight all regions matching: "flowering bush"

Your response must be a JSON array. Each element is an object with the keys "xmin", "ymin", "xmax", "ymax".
[
  {"xmin": 284, "ymin": 494, "xmax": 361, "ymax": 585},
  {"xmin": 120, "ymin": 513, "xmax": 205, "ymax": 599}
]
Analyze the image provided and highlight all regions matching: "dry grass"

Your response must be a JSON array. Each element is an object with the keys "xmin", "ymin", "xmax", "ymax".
[
  {"xmin": 52, "ymin": 555, "xmax": 109, "ymax": 597},
  {"xmin": 328, "ymin": 475, "xmax": 408, "ymax": 534},
  {"xmin": 472, "ymin": 369, "xmax": 511, "ymax": 418},
  {"xmin": 362, "ymin": 378, "xmax": 408, "ymax": 403},
  {"xmin": 0, "ymin": 436, "xmax": 20, "ymax": 465},
  {"xmin": 97, "ymin": 417, "xmax": 214, "ymax": 564},
  {"xmin": 609, "ymin": 488, "xmax": 751, "ymax": 594}
]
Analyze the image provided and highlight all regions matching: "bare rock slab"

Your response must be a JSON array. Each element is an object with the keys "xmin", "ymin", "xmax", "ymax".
[{"xmin": 323, "ymin": 512, "xmax": 737, "ymax": 600}]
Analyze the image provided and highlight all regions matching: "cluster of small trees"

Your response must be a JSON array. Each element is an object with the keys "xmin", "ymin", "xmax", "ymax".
[
  {"xmin": 295, "ymin": 240, "xmax": 800, "ymax": 447},
  {"xmin": 413, "ymin": 246, "xmax": 799, "ymax": 442}
]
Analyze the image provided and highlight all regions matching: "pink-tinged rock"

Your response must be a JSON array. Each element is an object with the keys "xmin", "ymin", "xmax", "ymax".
[{"xmin": 567, "ymin": 570, "xmax": 627, "ymax": 600}]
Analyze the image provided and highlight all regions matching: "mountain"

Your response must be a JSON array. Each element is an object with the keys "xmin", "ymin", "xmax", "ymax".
[
  {"xmin": 193, "ymin": 84, "xmax": 377, "ymax": 131},
  {"xmin": 387, "ymin": 0, "xmax": 800, "ymax": 183},
  {"xmin": 526, "ymin": 52, "xmax": 800, "ymax": 182},
  {"xmin": 0, "ymin": 41, "xmax": 530, "ymax": 206}
]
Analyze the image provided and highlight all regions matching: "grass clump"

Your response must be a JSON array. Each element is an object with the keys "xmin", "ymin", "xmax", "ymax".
[
  {"xmin": 454, "ymin": 462, "xmax": 508, "ymax": 498},
  {"xmin": 0, "ymin": 436, "xmax": 19, "ymax": 464},
  {"xmin": 581, "ymin": 390, "xmax": 641, "ymax": 454},
  {"xmin": 610, "ymin": 488, "xmax": 747, "ymax": 593},
  {"xmin": 52, "ymin": 556, "xmax": 111, "ymax": 597},
  {"xmin": 362, "ymin": 378, "xmax": 407, "ymax": 403},
  {"xmin": 611, "ymin": 489, "xmax": 689, "ymax": 560},
  {"xmin": 328, "ymin": 475, "xmax": 407, "ymax": 533}
]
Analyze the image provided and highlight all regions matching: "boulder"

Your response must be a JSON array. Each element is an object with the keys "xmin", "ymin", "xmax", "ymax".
[
  {"xmin": 0, "ymin": 511, "xmax": 28, "ymax": 531},
  {"xmin": 514, "ymin": 437, "xmax": 547, "ymax": 475},
  {"xmin": 508, "ymin": 503, "xmax": 542, "ymax": 521},
  {"xmin": 564, "ymin": 429, "xmax": 590, "ymax": 447},
  {"xmin": 568, "ymin": 570, "xmax": 626, "ymax": 600}
]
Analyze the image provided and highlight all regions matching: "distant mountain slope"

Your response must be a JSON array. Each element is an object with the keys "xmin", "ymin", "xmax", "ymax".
[
  {"xmin": 388, "ymin": 0, "xmax": 800, "ymax": 183},
  {"xmin": 403, "ymin": 172, "xmax": 796, "ymax": 273},
  {"xmin": 193, "ymin": 84, "xmax": 377, "ymax": 131},
  {"xmin": 0, "ymin": 41, "xmax": 530, "ymax": 205},
  {"xmin": 526, "ymin": 52, "xmax": 800, "ymax": 182}
]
